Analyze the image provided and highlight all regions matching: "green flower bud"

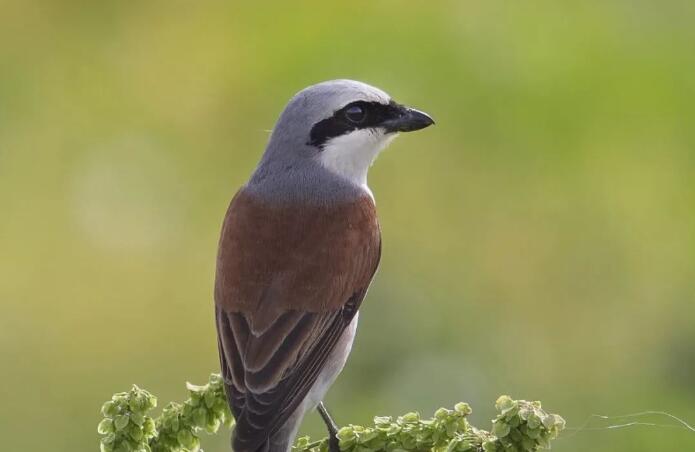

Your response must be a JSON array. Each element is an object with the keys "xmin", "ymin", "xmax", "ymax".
[
  {"xmin": 143, "ymin": 418, "xmax": 156, "ymax": 436},
  {"xmin": 130, "ymin": 412, "xmax": 145, "ymax": 427},
  {"xmin": 129, "ymin": 426, "xmax": 144, "ymax": 441},
  {"xmin": 492, "ymin": 421, "xmax": 510, "ymax": 438},
  {"xmin": 337, "ymin": 427, "xmax": 356, "ymax": 442},
  {"xmin": 521, "ymin": 436, "xmax": 536, "ymax": 450},
  {"xmin": 518, "ymin": 408, "xmax": 531, "ymax": 421},
  {"xmin": 526, "ymin": 413, "xmax": 540, "ymax": 430},
  {"xmin": 145, "ymin": 394, "xmax": 157, "ymax": 410},
  {"xmin": 495, "ymin": 396, "xmax": 514, "ymax": 412},
  {"xmin": 435, "ymin": 408, "xmax": 450, "ymax": 420},
  {"xmin": 508, "ymin": 415, "xmax": 520, "ymax": 428},
  {"xmin": 177, "ymin": 429, "xmax": 195, "ymax": 449},
  {"xmin": 359, "ymin": 430, "xmax": 379, "ymax": 443},
  {"xmin": 206, "ymin": 417, "xmax": 221, "ymax": 433},
  {"xmin": 98, "ymin": 419, "xmax": 115, "ymax": 434},
  {"xmin": 526, "ymin": 427, "xmax": 540, "ymax": 439},
  {"xmin": 373, "ymin": 416, "xmax": 391, "ymax": 427},
  {"xmin": 193, "ymin": 407, "xmax": 207, "ymax": 427},
  {"xmin": 401, "ymin": 412, "xmax": 420, "ymax": 423},
  {"xmin": 101, "ymin": 401, "xmax": 118, "ymax": 417},
  {"xmin": 454, "ymin": 403, "xmax": 472, "ymax": 416},
  {"xmin": 114, "ymin": 415, "xmax": 129, "ymax": 431},
  {"xmin": 101, "ymin": 433, "xmax": 116, "ymax": 445},
  {"xmin": 204, "ymin": 391, "xmax": 217, "ymax": 409}
]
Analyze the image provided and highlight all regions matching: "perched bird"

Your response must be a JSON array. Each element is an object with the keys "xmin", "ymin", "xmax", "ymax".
[{"xmin": 214, "ymin": 79, "xmax": 434, "ymax": 452}]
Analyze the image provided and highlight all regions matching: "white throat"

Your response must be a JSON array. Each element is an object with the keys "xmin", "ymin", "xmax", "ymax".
[{"xmin": 317, "ymin": 129, "xmax": 397, "ymax": 193}]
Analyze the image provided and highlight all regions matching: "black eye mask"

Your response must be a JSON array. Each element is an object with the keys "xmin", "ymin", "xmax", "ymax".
[{"xmin": 308, "ymin": 100, "xmax": 404, "ymax": 149}]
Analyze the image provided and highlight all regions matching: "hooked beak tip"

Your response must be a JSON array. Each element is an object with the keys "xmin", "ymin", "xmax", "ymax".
[{"xmin": 384, "ymin": 106, "xmax": 435, "ymax": 133}]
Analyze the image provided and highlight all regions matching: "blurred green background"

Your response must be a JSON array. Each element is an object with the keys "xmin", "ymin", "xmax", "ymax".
[{"xmin": 2, "ymin": 1, "xmax": 695, "ymax": 450}]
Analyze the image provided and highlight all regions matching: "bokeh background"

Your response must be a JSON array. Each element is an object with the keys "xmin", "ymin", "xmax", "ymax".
[{"xmin": 2, "ymin": 1, "xmax": 695, "ymax": 450}]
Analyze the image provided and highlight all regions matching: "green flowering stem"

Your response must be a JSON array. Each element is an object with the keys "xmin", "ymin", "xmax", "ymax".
[
  {"xmin": 98, "ymin": 385, "xmax": 158, "ymax": 452},
  {"xmin": 98, "ymin": 374, "xmax": 565, "ymax": 452},
  {"xmin": 99, "ymin": 374, "xmax": 233, "ymax": 452}
]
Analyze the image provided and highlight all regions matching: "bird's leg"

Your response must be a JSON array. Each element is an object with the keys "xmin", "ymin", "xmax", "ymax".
[{"xmin": 317, "ymin": 401, "xmax": 340, "ymax": 452}]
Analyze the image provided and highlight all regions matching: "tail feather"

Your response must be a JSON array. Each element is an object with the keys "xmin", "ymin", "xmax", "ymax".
[{"xmin": 232, "ymin": 432, "xmax": 292, "ymax": 452}]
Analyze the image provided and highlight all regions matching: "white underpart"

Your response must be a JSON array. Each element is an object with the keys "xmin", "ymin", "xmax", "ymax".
[{"xmin": 318, "ymin": 129, "xmax": 398, "ymax": 198}]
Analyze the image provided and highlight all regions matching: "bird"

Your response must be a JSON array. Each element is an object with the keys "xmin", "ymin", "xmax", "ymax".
[{"xmin": 214, "ymin": 79, "xmax": 434, "ymax": 452}]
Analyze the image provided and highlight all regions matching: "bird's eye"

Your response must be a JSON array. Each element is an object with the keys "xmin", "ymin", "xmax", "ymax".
[{"xmin": 344, "ymin": 104, "xmax": 367, "ymax": 124}]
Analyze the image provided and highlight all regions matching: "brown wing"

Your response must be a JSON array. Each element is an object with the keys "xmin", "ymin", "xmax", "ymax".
[{"xmin": 214, "ymin": 189, "xmax": 381, "ymax": 452}]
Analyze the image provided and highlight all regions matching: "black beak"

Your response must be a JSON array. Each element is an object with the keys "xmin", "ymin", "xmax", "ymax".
[{"xmin": 382, "ymin": 105, "xmax": 435, "ymax": 133}]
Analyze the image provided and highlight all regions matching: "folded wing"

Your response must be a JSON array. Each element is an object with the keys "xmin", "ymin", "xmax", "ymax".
[{"xmin": 214, "ymin": 190, "xmax": 380, "ymax": 452}]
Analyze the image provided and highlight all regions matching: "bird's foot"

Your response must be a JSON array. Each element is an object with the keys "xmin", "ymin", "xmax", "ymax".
[
  {"xmin": 327, "ymin": 434, "xmax": 340, "ymax": 452},
  {"xmin": 317, "ymin": 402, "xmax": 340, "ymax": 452}
]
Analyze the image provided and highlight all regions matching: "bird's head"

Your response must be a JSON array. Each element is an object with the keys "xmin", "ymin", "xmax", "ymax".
[{"xmin": 259, "ymin": 80, "xmax": 434, "ymax": 189}]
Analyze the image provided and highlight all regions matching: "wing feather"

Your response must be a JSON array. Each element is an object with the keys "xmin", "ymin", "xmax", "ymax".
[{"xmin": 214, "ymin": 189, "xmax": 380, "ymax": 452}]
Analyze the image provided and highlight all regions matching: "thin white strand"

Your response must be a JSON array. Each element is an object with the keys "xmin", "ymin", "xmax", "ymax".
[{"xmin": 559, "ymin": 410, "xmax": 695, "ymax": 439}]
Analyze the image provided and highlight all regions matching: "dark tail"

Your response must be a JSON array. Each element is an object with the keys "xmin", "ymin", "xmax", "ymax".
[{"xmin": 232, "ymin": 433, "xmax": 291, "ymax": 452}]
